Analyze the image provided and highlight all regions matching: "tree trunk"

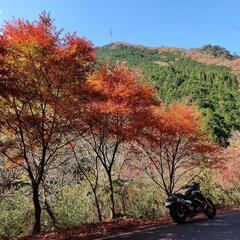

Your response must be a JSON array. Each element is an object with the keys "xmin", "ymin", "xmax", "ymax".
[
  {"xmin": 93, "ymin": 188, "xmax": 103, "ymax": 221},
  {"xmin": 107, "ymin": 172, "xmax": 116, "ymax": 219},
  {"xmin": 32, "ymin": 183, "xmax": 42, "ymax": 234},
  {"xmin": 121, "ymin": 194, "xmax": 126, "ymax": 216},
  {"xmin": 44, "ymin": 199, "xmax": 64, "ymax": 229}
]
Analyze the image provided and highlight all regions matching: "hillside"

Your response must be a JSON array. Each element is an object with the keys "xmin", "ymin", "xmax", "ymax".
[{"xmin": 97, "ymin": 43, "xmax": 240, "ymax": 146}]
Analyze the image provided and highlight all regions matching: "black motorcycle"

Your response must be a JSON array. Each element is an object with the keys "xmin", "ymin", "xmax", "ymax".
[{"xmin": 165, "ymin": 182, "xmax": 216, "ymax": 223}]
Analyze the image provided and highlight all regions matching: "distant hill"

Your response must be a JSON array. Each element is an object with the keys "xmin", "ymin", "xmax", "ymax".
[
  {"xmin": 96, "ymin": 43, "xmax": 240, "ymax": 146},
  {"xmin": 199, "ymin": 44, "xmax": 235, "ymax": 59}
]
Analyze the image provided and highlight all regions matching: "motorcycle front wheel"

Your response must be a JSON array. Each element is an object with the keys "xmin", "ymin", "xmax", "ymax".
[
  {"xmin": 170, "ymin": 203, "xmax": 186, "ymax": 224},
  {"xmin": 204, "ymin": 197, "xmax": 216, "ymax": 218}
]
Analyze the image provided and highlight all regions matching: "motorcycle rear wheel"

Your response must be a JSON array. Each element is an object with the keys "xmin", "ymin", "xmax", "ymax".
[{"xmin": 204, "ymin": 197, "xmax": 216, "ymax": 218}]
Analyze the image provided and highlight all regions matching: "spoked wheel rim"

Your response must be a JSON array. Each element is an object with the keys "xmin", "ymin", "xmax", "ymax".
[{"xmin": 176, "ymin": 205, "xmax": 185, "ymax": 217}]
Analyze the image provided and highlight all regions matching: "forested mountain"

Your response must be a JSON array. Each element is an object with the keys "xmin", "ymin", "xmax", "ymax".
[{"xmin": 97, "ymin": 43, "xmax": 240, "ymax": 146}]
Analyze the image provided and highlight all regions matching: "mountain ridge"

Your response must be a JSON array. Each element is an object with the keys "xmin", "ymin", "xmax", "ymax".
[
  {"xmin": 100, "ymin": 42, "xmax": 240, "ymax": 85},
  {"xmin": 96, "ymin": 42, "xmax": 240, "ymax": 146}
]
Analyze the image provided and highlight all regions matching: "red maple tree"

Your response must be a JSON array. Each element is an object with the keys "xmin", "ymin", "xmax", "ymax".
[
  {"xmin": 0, "ymin": 12, "xmax": 95, "ymax": 233},
  {"xmin": 81, "ymin": 63, "xmax": 158, "ymax": 218},
  {"xmin": 137, "ymin": 102, "xmax": 218, "ymax": 196}
]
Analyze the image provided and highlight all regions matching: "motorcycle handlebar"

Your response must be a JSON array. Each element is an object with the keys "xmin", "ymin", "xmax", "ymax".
[{"xmin": 182, "ymin": 182, "xmax": 199, "ymax": 189}]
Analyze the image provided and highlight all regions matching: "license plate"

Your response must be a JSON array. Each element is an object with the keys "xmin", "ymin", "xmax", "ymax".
[{"xmin": 165, "ymin": 201, "xmax": 172, "ymax": 207}]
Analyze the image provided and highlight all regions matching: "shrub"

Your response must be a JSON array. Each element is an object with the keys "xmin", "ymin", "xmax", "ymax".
[
  {"xmin": 123, "ymin": 182, "xmax": 167, "ymax": 219},
  {"xmin": 0, "ymin": 190, "xmax": 33, "ymax": 239},
  {"xmin": 53, "ymin": 184, "xmax": 97, "ymax": 226},
  {"xmin": 197, "ymin": 169, "xmax": 240, "ymax": 207}
]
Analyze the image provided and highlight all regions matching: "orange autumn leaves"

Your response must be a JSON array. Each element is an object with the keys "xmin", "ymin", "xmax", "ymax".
[
  {"xmin": 86, "ymin": 64, "xmax": 159, "ymax": 140},
  {"xmin": 5, "ymin": 155, "xmax": 24, "ymax": 168},
  {"xmin": 1, "ymin": 58, "xmax": 217, "ymax": 171},
  {"xmin": 85, "ymin": 63, "xmax": 217, "ymax": 159},
  {"xmin": 3, "ymin": 18, "xmax": 54, "ymax": 47},
  {"xmin": 162, "ymin": 104, "xmax": 217, "ymax": 155},
  {"xmin": 0, "ymin": 13, "xmax": 95, "ymax": 171},
  {"xmin": 87, "ymin": 64, "xmax": 157, "ymax": 115},
  {"xmin": 0, "ymin": 12, "xmax": 217, "ymax": 173},
  {"xmin": 162, "ymin": 103, "xmax": 202, "ymax": 136}
]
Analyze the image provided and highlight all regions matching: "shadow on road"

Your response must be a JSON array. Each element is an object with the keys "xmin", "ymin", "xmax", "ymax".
[{"xmin": 101, "ymin": 211, "xmax": 240, "ymax": 240}]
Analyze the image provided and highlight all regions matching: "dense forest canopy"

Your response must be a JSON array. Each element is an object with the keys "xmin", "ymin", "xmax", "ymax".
[{"xmin": 97, "ymin": 44, "xmax": 240, "ymax": 146}]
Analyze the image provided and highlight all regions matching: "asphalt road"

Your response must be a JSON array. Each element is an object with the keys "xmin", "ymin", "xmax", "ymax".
[{"xmin": 98, "ymin": 211, "xmax": 240, "ymax": 240}]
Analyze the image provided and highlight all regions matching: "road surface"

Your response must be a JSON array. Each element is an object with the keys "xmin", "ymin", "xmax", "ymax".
[{"xmin": 98, "ymin": 211, "xmax": 240, "ymax": 240}]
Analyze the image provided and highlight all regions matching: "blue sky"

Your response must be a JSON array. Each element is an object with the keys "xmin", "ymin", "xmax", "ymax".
[{"xmin": 0, "ymin": 0, "xmax": 240, "ymax": 53}]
